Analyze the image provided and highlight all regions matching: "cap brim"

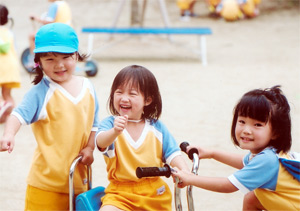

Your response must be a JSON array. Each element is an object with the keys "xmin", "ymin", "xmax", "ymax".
[{"xmin": 33, "ymin": 46, "xmax": 77, "ymax": 53}]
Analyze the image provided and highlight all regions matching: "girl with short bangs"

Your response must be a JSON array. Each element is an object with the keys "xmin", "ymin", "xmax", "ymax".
[
  {"xmin": 96, "ymin": 65, "xmax": 189, "ymax": 211},
  {"xmin": 172, "ymin": 85, "xmax": 299, "ymax": 211},
  {"xmin": 108, "ymin": 65, "xmax": 162, "ymax": 122}
]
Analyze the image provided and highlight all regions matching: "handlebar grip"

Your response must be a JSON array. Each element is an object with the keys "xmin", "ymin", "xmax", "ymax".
[
  {"xmin": 180, "ymin": 142, "xmax": 189, "ymax": 153},
  {"xmin": 136, "ymin": 164, "xmax": 171, "ymax": 178},
  {"xmin": 180, "ymin": 142, "xmax": 199, "ymax": 160}
]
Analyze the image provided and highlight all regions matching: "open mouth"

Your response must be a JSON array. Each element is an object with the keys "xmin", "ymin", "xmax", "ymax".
[
  {"xmin": 55, "ymin": 70, "xmax": 67, "ymax": 75},
  {"xmin": 241, "ymin": 137, "xmax": 253, "ymax": 143},
  {"xmin": 120, "ymin": 105, "xmax": 131, "ymax": 110}
]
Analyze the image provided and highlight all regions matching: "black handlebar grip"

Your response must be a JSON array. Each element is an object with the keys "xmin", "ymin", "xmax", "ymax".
[
  {"xmin": 180, "ymin": 142, "xmax": 189, "ymax": 153},
  {"xmin": 136, "ymin": 164, "xmax": 171, "ymax": 178},
  {"xmin": 180, "ymin": 142, "xmax": 199, "ymax": 160},
  {"xmin": 188, "ymin": 148, "xmax": 199, "ymax": 160}
]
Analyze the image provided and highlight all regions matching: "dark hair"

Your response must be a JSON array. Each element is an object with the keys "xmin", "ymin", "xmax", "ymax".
[
  {"xmin": 32, "ymin": 52, "xmax": 88, "ymax": 85},
  {"xmin": 231, "ymin": 85, "xmax": 291, "ymax": 153},
  {"xmin": 0, "ymin": 4, "xmax": 9, "ymax": 25},
  {"xmin": 108, "ymin": 65, "xmax": 162, "ymax": 121}
]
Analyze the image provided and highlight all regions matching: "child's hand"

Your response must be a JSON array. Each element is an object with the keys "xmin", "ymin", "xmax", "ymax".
[
  {"xmin": 0, "ymin": 135, "xmax": 15, "ymax": 153},
  {"xmin": 79, "ymin": 146, "xmax": 94, "ymax": 166},
  {"xmin": 171, "ymin": 167, "xmax": 193, "ymax": 188},
  {"xmin": 187, "ymin": 145, "xmax": 213, "ymax": 159},
  {"xmin": 113, "ymin": 115, "xmax": 128, "ymax": 134}
]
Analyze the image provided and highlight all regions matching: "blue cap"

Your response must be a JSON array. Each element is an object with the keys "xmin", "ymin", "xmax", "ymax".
[{"xmin": 34, "ymin": 23, "xmax": 78, "ymax": 53}]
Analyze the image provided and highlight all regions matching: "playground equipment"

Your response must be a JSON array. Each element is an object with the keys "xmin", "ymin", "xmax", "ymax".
[
  {"xmin": 81, "ymin": 0, "xmax": 212, "ymax": 66},
  {"xmin": 69, "ymin": 142, "xmax": 199, "ymax": 210}
]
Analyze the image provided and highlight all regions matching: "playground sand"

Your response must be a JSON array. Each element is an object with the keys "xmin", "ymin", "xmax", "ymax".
[{"xmin": 0, "ymin": 0, "xmax": 299, "ymax": 210}]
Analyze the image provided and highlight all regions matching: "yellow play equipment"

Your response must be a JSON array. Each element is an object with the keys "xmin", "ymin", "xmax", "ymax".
[
  {"xmin": 176, "ymin": 0, "xmax": 194, "ymax": 10},
  {"xmin": 219, "ymin": 0, "xmax": 243, "ymax": 21},
  {"xmin": 217, "ymin": 0, "xmax": 261, "ymax": 21},
  {"xmin": 206, "ymin": 0, "xmax": 222, "ymax": 13},
  {"xmin": 241, "ymin": 0, "xmax": 261, "ymax": 18}
]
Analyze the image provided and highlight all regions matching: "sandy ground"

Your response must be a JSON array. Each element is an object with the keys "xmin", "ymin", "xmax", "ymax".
[{"xmin": 0, "ymin": 0, "xmax": 299, "ymax": 210}]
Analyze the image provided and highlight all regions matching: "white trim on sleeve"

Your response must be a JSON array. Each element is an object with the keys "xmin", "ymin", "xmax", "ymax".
[
  {"xmin": 166, "ymin": 151, "xmax": 182, "ymax": 165},
  {"xmin": 11, "ymin": 111, "xmax": 27, "ymax": 125},
  {"xmin": 228, "ymin": 174, "xmax": 250, "ymax": 194}
]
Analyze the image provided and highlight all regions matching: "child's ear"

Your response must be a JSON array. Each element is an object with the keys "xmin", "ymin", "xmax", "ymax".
[{"xmin": 145, "ymin": 97, "xmax": 152, "ymax": 106}]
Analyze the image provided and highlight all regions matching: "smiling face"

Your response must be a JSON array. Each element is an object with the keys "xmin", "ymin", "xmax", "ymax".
[
  {"xmin": 39, "ymin": 52, "xmax": 77, "ymax": 84},
  {"xmin": 235, "ymin": 116, "xmax": 274, "ymax": 154},
  {"xmin": 113, "ymin": 82, "xmax": 152, "ymax": 120}
]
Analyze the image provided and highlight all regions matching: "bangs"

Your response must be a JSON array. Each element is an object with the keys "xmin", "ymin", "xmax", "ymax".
[
  {"xmin": 116, "ymin": 76, "xmax": 140, "ymax": 92},
  {"xmin": 38, "ymin": 52, "xmax": 74, "ymax": 57},
  {"xmin": 237, "ymin": 95, "xmax": 271, "ymax": 123},
  {"xmin": 113, "ymin": 68, "xmax": 145, "ymax": 93}
]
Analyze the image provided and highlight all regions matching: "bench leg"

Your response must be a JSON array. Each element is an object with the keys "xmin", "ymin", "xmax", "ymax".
[
  {"xmin": 87, "ymin": 33, "xmax": 94, "ymax": 60},
  {"xmin": 158, "ymin": 0, "xmax": 171, "ymax": 27},
  {"xmin": 200, "ymin": 36, "xmax": 207, "ymax": 66}
]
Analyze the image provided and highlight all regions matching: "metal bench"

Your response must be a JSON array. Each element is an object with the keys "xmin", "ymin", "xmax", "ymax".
[{"xmin": 81, "ymin": 27, "xmax": 212, "ymax": 65}]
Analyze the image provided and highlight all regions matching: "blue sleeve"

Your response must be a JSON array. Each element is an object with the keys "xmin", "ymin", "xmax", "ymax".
[
  {"xmin": 13, "ymin": 79, "xmax": 49, "ymax": 124},
  {"xmin": 97, "ymin": 116, "xmax": 114, "ymax": 134},
  {"xmin": 229, "ymin": 149, "xmax": 279, "ymax": 193},
  {"xmin": 95, "ymin": 116, "xmax": 114, "ymax": 154},
  {"xmin": 153, "ymin": 120, "xmax": 181, "ymax": 164},
  {"xmin": 46, "ymin": 2, "xmax": 58, "ymax": 20}
]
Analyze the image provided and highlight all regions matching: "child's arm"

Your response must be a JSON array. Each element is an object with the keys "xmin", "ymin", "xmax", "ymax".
[
  {"xmin": 170, "ymin": 155, "xmax": 190, "ymax": 171},
  {"xmin": 172, "ymin": 169, "xmax": 238, "ymax": 193},
  {"xmin": 79, "ymin": 131, "xmax": 95, "ymax": 166},
  {"xmin": 0, "ymin": 115, "xmax": 22, "ymax": 153},
  {"xmin": 189, "ymin": 146, "xmax": 244, "ymax": 169},
  {"xmin": 96, "ymin": 115, "xmax": 128, "ymax": 151},
  {"xmin": 29, "ymin": 15, "xmax": 53, "ymax": 25}
]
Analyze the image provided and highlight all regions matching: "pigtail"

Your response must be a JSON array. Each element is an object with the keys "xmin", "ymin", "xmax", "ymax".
[
  {"xmin": 32, "ymin": 64, "xmax": 44, "ymax": 85},
  {"xmin": 31, "ymin": 54, "xmax": 44, "ymax": 85},
  {"xmin": 264, "ymin": 85, "xmax": 292, "ymax": 153}
]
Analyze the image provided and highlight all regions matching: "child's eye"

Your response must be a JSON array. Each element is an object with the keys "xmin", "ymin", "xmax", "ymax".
[
  {"xmin": 254, "ymin": 123, "xmax": 263, "ymax": 127},
  {"xmin": 238, "ymin": 120, "xmax": 245, "ymax": 124},
  {"xmin": 64, "ymin": 55, "xmax": 72, "ymax": 59},
  {"xmin": 130, "ymin": 92, "xmax": 138, "ymax": 96}
]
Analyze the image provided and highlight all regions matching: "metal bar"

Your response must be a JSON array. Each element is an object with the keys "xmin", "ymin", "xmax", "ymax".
[
  {"xmin": 69, "ymin": 156, "xmax": 92, "ymax": 211},
  {"xmin": 82, "ymin": 27, "xmax": 212, "ymax": 35},
  {"xmin": 174, "ymin": 177, "xmax": 182, "ymax": 211},
  {"xmin": 186, "ymin": 153, "xmax": 200, "ymax": 211}
]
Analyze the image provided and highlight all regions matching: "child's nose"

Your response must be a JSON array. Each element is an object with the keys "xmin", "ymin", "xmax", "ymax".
[
  {"xmin": 55, "ymin": 61, "xmax": 64, "ymax": 68},
  {"xmin": 120, "ymin": 94, "xmax": 129, "ymax": 102},
  {"xmin": 243, "ymin": 125, "xmax": 252, "ymax": 134}
]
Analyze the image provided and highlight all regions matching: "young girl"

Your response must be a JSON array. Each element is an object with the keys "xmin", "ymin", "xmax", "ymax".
[
  {"xmin": 0, "ymin": 4, "xmax": 21, "ymax": 123},
  {"xmin": 96, "ymin": 65, "xmax": 189, "ymax": 211},
  {"xmin": 172, "ymin": 85, "xmax": 299, "ymax": 210},
  {"xmin": 0, "ymin": 23, "xmax": 99, "ymax": 210}
]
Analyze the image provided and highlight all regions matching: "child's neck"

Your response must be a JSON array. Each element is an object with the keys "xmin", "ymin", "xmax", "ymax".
[
  {"xmin": 126, "ymin": 119, "xmax": 145, "ymax": 142},
  {"xmin": 56, "ymin": 75, "xmax": 83, "ymax": 98}
]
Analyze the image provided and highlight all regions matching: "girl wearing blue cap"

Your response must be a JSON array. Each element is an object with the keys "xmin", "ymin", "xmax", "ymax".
[
  {"xmin": 172, "ymin": 86, "xmax": 299, "ymax": 210},
  {"xmin": 0, "ymin": 23, "xmax": 100, "ymax": 210}
]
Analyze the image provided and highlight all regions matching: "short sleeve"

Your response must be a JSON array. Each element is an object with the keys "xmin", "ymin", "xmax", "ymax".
[
  {"xmin": 228, "ymin": 149, "xmax": 279, "ymax": 194},
  {"xmin": 153, "ymin": 120, "xmax": 181, "ymax": 164}
]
